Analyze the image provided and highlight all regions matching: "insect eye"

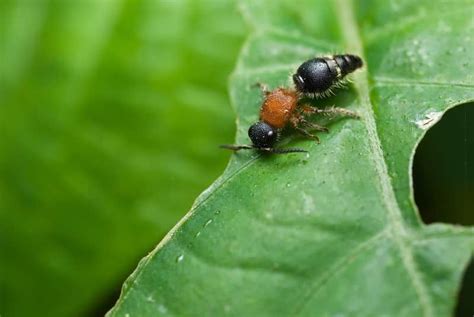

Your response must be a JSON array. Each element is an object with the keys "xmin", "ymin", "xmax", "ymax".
[
  {"xmin": 248, "ymin": 121, "xmax": 278, "ymax": 148},
  {"xmin": 292, "ymin": 74, "xmax": 305, "ymax": 92}
]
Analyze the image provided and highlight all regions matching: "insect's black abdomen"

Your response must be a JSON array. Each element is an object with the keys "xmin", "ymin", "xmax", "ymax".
[
  {"xmin": 293, "ymin": 58, "xmax": 335, "ymax": 94},
  {"xmin": 334, "ymin": 54, "xmax": 363, "ymax": 76},
  {"xmin": 293, "ymin": 54, "xmax": 363, "ymax": 96}
]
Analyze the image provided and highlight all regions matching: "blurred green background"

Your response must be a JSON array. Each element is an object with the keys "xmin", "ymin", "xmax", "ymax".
[
  {"xmin": 0, "ymin": 0, "xmax": 472, "ymax": 316},
  {"xmin": 0, "ymin": 0, "xmax": 245, "ymax": 316}
]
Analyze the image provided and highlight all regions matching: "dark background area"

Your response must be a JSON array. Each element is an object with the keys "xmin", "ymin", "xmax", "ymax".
[{"xmin": 414, "ymin": 103, "xmax": 473, "ymax": 226}]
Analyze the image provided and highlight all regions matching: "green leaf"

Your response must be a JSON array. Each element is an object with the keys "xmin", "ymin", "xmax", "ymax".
[
  {"xmin": 108, "ymin": 0, "xmax": 474, "ymax": 316},
  {"xmin": 0, "ymin": 1, "xmax": 243, "ymax": 316}
]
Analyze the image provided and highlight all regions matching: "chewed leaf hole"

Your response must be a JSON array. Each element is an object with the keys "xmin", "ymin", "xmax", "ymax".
[
  {"xmin": 455, "ymin": 257, "xmax": 474, "ymax": 317},
  {"xmin": 413, "ymin": 103, "xmax": 474, "ymax": 225}
]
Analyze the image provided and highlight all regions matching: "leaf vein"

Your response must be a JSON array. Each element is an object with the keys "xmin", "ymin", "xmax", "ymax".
[
  {"xmin": 293, "ymin": 229, "xmax": 389, "ymax": 315},
  {"xmin": 179, "ymin": 240, "xmax": 304, "ymax": 279},
  {"xmin": 373, "ymin": 77, "xmax": 474, "ymax": 88},
  {"xmin": 335, "ymin": 0, "xmax": 434, "ymax": 316},
  {"xmin": 365, "ymin": 7, "xmax": 471, "ymax": 43}
]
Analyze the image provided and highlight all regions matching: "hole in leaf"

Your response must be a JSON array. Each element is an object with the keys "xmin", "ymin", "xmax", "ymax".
[
  {"xmin": 455, "ymin": 257, "xmax": 474, "ymax": 317},
  {"xmin": 413, "ymin": 103, "xmax": 474, "ymax": 225}
]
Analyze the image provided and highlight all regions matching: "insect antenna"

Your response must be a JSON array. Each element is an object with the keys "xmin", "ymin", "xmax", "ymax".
[
  {"xmin": 219, "ymin": 144, "xmax": 255, "ymax": 151},
  {"xmin": 268, "ymin": 147, "xmax": 308, "ymax": 154},
  {"xmin": 220, "ymin": 144, "xmax": 307, "ymax": 154}
]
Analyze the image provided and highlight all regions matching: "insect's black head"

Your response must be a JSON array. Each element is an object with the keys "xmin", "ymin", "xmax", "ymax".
[
  {"xmin": 248, "ymin": 121, "xmax": 278, "ymax": 148},
  {"xmin": 293, "ymin": 58, "xmax": 334, "ymax": 94}
]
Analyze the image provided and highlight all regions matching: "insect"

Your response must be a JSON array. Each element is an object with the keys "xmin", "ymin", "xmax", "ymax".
[
  {"xmin": 220, "ymin": 84, "xmax": 359, "ymax": 154},
  {"xmin": 292, "ymin": 54, "xmax": 363, "ymax": 98}
]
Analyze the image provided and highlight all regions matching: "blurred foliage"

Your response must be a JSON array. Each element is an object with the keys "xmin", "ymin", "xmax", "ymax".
[{"xmin": 0, "ymin": 0, "xmax": 245, "ymax": 316}]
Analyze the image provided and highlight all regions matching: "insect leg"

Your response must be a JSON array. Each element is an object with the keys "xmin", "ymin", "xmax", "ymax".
[
  {"xmin": 301, "ymin": 105, "xmax": 360, "ymax": 118},
  {"xmin": 290, "ymin": 116, "xmax": 321, "ymax": 144},
  {"xmin": 301, "ymin": 119, "xmax": 329, "ymax": 133}
]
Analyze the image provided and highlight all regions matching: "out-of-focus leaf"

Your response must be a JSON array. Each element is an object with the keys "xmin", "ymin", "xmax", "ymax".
[
  {"xmin": 108, "ymin": 0, "xmax": 473, "ymax": 316},
  {"xmin": 0, "ymin": 0, "xmax": 244, "ymax": 316}
]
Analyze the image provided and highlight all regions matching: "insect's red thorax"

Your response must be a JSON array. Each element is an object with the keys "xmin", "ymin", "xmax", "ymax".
[{"xmin": 260, "ymin": 88, "xmax": 298, "ymax": 129}]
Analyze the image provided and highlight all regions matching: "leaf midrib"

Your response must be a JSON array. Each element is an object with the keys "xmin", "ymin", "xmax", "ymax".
[{"xmin": 334, "ymin": 0, "xmax": 433, "ymax": 316}]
